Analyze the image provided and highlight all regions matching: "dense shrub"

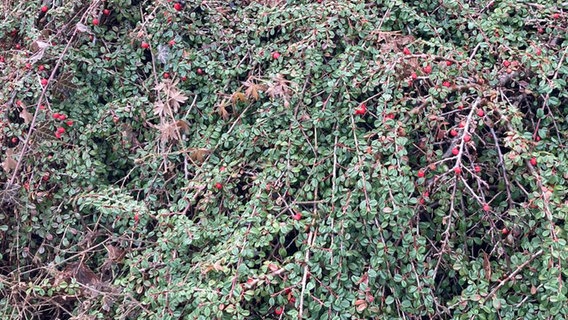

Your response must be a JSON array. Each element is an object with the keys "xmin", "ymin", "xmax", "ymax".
[{"xmin": 1, "ymin": 0, "xmax": 567, "ymax": 319}]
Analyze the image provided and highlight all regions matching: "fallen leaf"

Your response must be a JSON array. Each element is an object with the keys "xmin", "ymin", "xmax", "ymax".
[
  {"xmin": 230, "ymin": 91, "xmax": 247, "ymax": 105},
  {"xmin": 217, "ymin": 99, "xmax": 230, "ymax": 120},
  {"xmin": 1, "ymin": 149, "xmax": 17, "ymax": 173},
  {"xmin": 176, "ymin": 120, "xmax": 190, "ymax": 134},
  {"xmin": 157, "ymin": 121, "xmax": 179, "ymax": 142},
  {"xmin": 20, "ymin": 107, "xmax": 33, "ymax": 124},
  {"xmin": 189, "ymin": 148, "xmax": 211, "ymax": 163},
  {"xmin": 169, "ymin": 88, "xmax": 188, "ymax": 112}
]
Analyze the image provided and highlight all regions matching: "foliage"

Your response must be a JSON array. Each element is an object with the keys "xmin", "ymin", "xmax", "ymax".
[{"xmin": 1, "ymin": 0, "xmax": 567, "ymax": 319}]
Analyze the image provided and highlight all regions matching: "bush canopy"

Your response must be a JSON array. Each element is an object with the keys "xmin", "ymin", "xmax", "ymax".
[{"xmin": 1, "ymin": 0, "xmax": 567, "ymax": 319}]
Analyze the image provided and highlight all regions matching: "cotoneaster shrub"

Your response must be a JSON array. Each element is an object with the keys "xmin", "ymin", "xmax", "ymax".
[{"xmin": 1, "ymin": 0, "xmax": 567, "ymax": 319}]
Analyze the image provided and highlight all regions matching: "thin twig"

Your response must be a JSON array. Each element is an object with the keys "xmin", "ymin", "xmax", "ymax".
[{"xmin": 482, "ymin": 249, "xmax": 543, "ymax": 302}]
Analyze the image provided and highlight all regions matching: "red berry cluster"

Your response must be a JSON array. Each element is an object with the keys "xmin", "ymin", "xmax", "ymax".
[{"xmin": 52, "ymin": 113, "xmax": 73, "ymax": 138}]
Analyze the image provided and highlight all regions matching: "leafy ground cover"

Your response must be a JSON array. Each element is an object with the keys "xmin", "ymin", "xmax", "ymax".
[{"xmin": 1, "ymin": 0, "xmax": 567, "ymax": 319}]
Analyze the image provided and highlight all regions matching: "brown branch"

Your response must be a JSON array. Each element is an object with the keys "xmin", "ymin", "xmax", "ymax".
[{"xmin": 483, "ymin": 249, "xmax": 543, "ymax": 302}]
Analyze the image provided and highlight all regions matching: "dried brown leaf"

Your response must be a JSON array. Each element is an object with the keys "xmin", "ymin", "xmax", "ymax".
[
  {"xmin": 230, "ymin": 91, "xmax": 247, "ymax": 105},
  {"xmin": 483, "ymin": 251, "xmax": 491, "ymax": 281},
  {"xmin": 153, "ymin": 101, "xmax": 169, "ymax": 117},
  {"xmin": 169, "ymin": 88, "xmax": 188, "ymax": 113},
  {"xmin": 64, "ymin": 262, "xmax": 99, "ymax": 286},
  {"xmin": 201, "ymin": 259, "xmax": 226, "ymax": 275},
  {"xmin": 217, "ymin": 99, "xmax": 230, "ymax": 120},
  {"xmin": 157, "ymin": 121, "xmax": 179, "ymax": 142},
  {"xmin": 1, "ymin": 149, "xmax": 17, "ymax": 173},
  {"xmin": 105, "ymin": 244, "xmax": 126, "ymax": 263},
  {"xmin": 189, "ymin": 148, "xmax": 211, "ymax": 163},
  {"xmin": 176, "ymin": 120, "xmax": 190, "ymax": 134},
  {"xmin": 243, "ymin": 79, "xmax": 261, "ymax": 101},
  {"xmin": 266, "ymin": 74, "xmax": 292, "ymax": 101},
  {"xmin": 20, "ymin": 107, "xmax": 33, "ymax": 124}
]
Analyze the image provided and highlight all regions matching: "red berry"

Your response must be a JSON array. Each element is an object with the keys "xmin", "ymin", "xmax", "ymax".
[
  {"xmin": 169, "ymin": 39, "xmax": 176, "ymax": 46},
  {"xmin": 56, "ymin": 127, "xmax": 65, "ymax": 134},
  {"xmin": 552, "ymin": 13, "xmax": 560, "ymax": 19},
  {"xmin": 537, "ymin": 28, "xmax": 544, "ymax": 34},
  {"xmin": 274, "ymin": 307, "xmax": 283, "ymax": 316},
  {"xmin": 442, "ymin": 81, "xmax": 451, "ymax": 87},
  {"xmin": 454, "ymin": 167, "xmax": 462, "ymax": 174},
  {"xmin": 288, "ymin": 296, "xmax": 296, "ymax": 304},
  {"xmin": 41, "ymin": 5, "xmax": 48, "ymax": 12},
  {"xmin": 463, "ymin": 135, "xmax": 471, "ymax": 142},
  {"xmin": 174, "ymin": 2, "xmax": 183, "ymax": 11},
  {"xmin": 530, "ymin": 157, "xmax": 537, "ymax": 166},
  {"xmin": 215, "ymin": 182, "xmax": 223, "ymax": 190},
  {"xmin": 163, "ymin": 72, "xmax": 170, "ymax": 79},
  {"xmin": 403, "ymin": 47, "xmax": 411, "ymax": 55},
  {"xmin": 38, "ymin": 65, "xmax": 45, "ymax": 71},
  {"xmin": 477, "ymin": 109, "xmax": 484, "ymax": 117},
  {"xmin": 55, "ymin": 131, "xmax": 62, "ymax": 139},
  {"xmin": 535, "ymin": 135, "xmax": 540, "ymax": 142},
  {"xmin": 272, "ymin": 51, "xmax": 281, "ymax": 59},
  {"xmin": 417, "ymin": 170, "xmax": 425, "ymax": 178},
  {"xmin": 39, "ymin": 104, "xmax": 46, "ymax": 110},
  {"xmin": 11, "ymin": 137, "xmax": 18, "ymax": 143},
  {"xmin": 419, "ymin": 198, "xmax": 425, "ymax": 205},
  {"xmin": 134, "ymin": 212, "xmax": 140, "ymax": 222},
  {"xmin": 41, "ymin": 78, "xmax": 48, "ymax": 86},
  {"xmin": 501, "ymin": 228, "xmax": 509, "ymax": 235},
  {"xmin": 181, "ymin": 76, "xmax": 187, "ymax": 81},
  {"xmin": 66, "ymin": 120, "xmax": 74, "ymax": 126},
  {"xmin": 354, "ymin": 103, "xmax": 367, "ymax": 115},
  {"xmin": 451, "ymin": 148, "xmax": 459, "ymax": 156},
  {"xmin": 450, "ymin": 129, "xmax": 458, "ymax": 137},
  {"xmin": 25, "ymin": 63, "xmax": 31, "ymax": 69},
  {"xmin": 59, "ymin": 114, "xmax": 67, "ymax": 120},
  {"xmin": 15, "ymin": 43, "xmax": 21, "ymax": 50},
  {"xmin": 92, "ymin": 18, "xmax": 99, "ymax": 26},
  {"xmin": 197, "ymin": 68, "xmax": 204, "ymax": 75},
  {"xmin": 474, "ymin": 165, "xmax": 481, "ymax": 173},
  {"xmin": 103, "ymin": 9, "xmax": 110, "ymax": 15},
  {"xmin": 502, "ymin": 60, "xmax": 510, "ymax": 67},
  {"xmin": 385, "ymin": 113, "xmax": 395, "ymax": 119},
  {"xmin": 141, "ymin": 42, "xmax": 150, "ymax": 49},
  {"xmin": 292, "ymin": 213, "xmax": 302, "ymax": 221},
  {"xmin": 42, "ymin": 173, "xmax": 50, "ymax": 181},
  {"xmin": 458, "ymin": 121, "xmax": 465, "ymax": 128},
  {"xmin": 446, "ymin": 60, "xmax": 452, "ymax": 66},
  {"xmin": 535, "ymin": 48, "xmax": 542, "ymax": 56},
  {"xmin": 482, "ymin": 204, "xmax": 491, "ymax": 212},
  {"xmin": 423, "ymin": 65, "xmax": 432, "ymax": 74}
]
